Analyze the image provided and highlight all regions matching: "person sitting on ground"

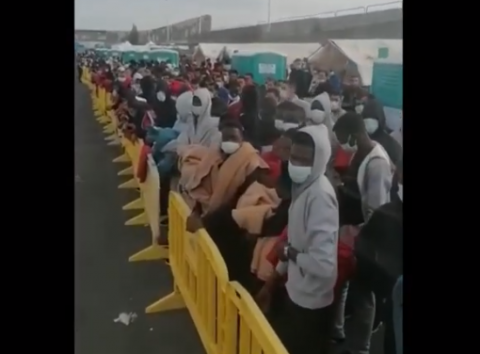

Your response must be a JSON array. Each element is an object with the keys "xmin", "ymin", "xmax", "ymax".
[
  {"xmin": 181, "ymin": 119, "xmax": 271, "ymax": 291},
  {"xmin": 256, "ymin": 125, "xmax": 338, "ymax": 354}
]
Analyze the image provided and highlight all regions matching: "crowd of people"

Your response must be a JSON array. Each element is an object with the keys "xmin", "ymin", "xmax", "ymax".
[{"xmin": 77, "ymin": 50, "xmax": 403, "ymax": 354}]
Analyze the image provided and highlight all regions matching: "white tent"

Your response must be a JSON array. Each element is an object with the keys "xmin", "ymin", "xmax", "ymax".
[
  {"xmin": 111, "ymin": 41, "xmax": 134, "ymax": 51},
  {"xmin": 308, "ymin": 39, "xmax": 403, "ymax": 86},
  {"xmin": 222, "ymin": 43, "xmax": 322, "ymax": 65},
  {"xmin": 192, "ymin": 43, "xmax": 322, "ymax": 64},
  {"xmin": 192, "ymin": 43, "xmax": 228, "ymax": 62}
]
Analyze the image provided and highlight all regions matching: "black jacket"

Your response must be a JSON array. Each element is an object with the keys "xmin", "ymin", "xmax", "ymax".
[{"xmin": 355, "ymin": 196, "xmax": 403, "ymax": 293}]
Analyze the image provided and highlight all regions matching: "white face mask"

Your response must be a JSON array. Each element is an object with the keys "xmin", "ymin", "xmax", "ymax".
[
  {"xmin": 310, "ymin": 110, "xmax": 326, "ymax": 124},
  {"xmin": 283, "ymin": 122, "xmax": 299, "ymax": 130},
  {"xmin": 274, "ymin": 119, "xmax": 285, "ymax": 130},
  {"xmin": 118, "ymin": 77, "xmax": 126, "ymax": 82},
  {"xmin": 331, "ymin": 101, "xmax": 340, "ymax": 111},
  {"xmin": 355, "ymin": 104, "xmax": 364, "ymax": 114},
  {"xmin": 364, "ymin": 118, "xmax": 379, "ymax": 135},
  {"xmin": 288, "ymin": 161, "xmax": 311, "ymax": 184},
  {"xmin": 156, "ymin": 91, "xmax": 166, "ymax": 102},
  {"xmin": 397, "ymin": 183, "xmax": 403, "ymax": 202},
  {"xmin": 221, "ymin": 141, "xmax": 240, "ymax": 154}
]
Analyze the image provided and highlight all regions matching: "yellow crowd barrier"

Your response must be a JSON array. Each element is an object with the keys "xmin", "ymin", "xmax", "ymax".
[
  {"xmin": 146, "ymin": 192, "xmax": 289, "ymax": 354},
  {"xmin": 82, "ymin": 68, "xmax": 288, "ymax": 354},
  {"xmin": 84, "ymin": 70, "xmax": 167, "ymax": 263}
]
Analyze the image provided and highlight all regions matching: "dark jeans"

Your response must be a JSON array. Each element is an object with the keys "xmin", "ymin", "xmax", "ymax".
[{"xmin": 272, "ymin": 294, "xmax": 334, "ymax": 354}]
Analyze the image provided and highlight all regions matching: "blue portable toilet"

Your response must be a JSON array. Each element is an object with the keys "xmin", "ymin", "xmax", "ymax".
[
  {"xmin": 371, "ymin": 53, "xmax": 403, "ymax": 131},
  {"xmin": 231, "ymin": 51, "xmax": 286, "ymax": 84}
]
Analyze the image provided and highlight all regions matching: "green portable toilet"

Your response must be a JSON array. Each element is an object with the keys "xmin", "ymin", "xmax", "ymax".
[
  {"xmin": 121, "ymin": 50, "xmax": 138, "ymax": 62},
  {"xmin": 231, "ymin": 51, "xmax": 287, "ymax": 84},
  {"xmin": 371, "ymin": 54, "xmax": 402, "ymax": 131},
  {"xmin": 149, "ymin": 49, "xmax": 179, "ymax": 66},
  {"xmin": 95, "ymin": 48, "xmax": 108, "ymax": 58},
  {"xmin": 140, "ymin": 50, "xmax": 153, "ymax": 61},
  {"xmin": 110, "ymin": 50, "xmax": 121, "ymax": 58}
]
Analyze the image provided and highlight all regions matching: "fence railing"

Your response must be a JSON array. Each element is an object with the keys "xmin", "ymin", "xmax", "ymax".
[{"xmin": 214, "ymin": 1, "xmax": 402, "ymax": 31}]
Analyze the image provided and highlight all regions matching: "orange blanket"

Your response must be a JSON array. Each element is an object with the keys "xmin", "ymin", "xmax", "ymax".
[
  {"xmin": 231, "ymin": 182, "xmax": 281, "ymax": 282},
  {"xmin": 232, "ymin": 182, "xmax": 280, "ymax": 235},
  {"xmin": 178, "ymin": 143, "xmax": 269, "ymax": 214}
]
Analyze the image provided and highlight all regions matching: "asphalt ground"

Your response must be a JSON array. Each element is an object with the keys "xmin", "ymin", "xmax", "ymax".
[{"xmin": 74, "ymin": 79, "xmax": 204, "ymax": 354}]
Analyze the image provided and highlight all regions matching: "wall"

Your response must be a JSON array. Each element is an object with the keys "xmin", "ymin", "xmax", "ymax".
[{"xmin": 191, "ymin": 8, "xmax": 402, "ymax": 43}]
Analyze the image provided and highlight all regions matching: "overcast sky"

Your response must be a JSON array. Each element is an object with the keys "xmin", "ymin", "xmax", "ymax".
[{"xmin": 74, "ymin": 0, "xmax": 401, "ymax": 31}]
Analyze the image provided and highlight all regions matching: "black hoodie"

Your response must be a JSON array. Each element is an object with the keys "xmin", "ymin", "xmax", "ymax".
[{"xmin": 151, "ymin": 80, "xmax": 177, "ymax": 128}]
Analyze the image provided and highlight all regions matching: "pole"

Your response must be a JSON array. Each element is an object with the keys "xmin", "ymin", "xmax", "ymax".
[{"xmin": 267, "ymin": 0, "xmax": 271, "ymax": 32}]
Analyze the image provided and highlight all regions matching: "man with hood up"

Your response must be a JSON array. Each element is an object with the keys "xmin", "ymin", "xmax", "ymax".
[
  {"xmin": 309, "ymin": 91, "xmax": 333, "ymax": 131},
  {"xmin": 361, "ymin": 98, "xmax": 402, "ymax": 167},
  {"xmin": 256, "ymin": 125, "xmax": 339, "ymax": 354},
  {"xmin": 176, "ymin": 88, "xmax": 221, "ymax": 148},
  {"xmin": 151, "ymin": 80, "xmax": 177, "ymax": 128}
]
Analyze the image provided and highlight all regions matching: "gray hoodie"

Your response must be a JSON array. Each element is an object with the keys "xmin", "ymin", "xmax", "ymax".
[
  {"xmin": 176, "ymin": 88, "xmax": 221, "ymax": 148},
  {"xmin": 276, "ymin": 125, "xmax": 339, "ymax": 310}
]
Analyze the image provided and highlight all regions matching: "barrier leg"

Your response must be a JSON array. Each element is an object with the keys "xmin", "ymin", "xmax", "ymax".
[
  {"xmin": 125, "ymin": 212, "xmax": 148, "ymax": 226},
  {"xmin": 112, "ymin": 154, "xmax": 129, "ymax": 163},
  {"xmin": 107, "ymin": 140, "xmax": 121, "ymax": 146},
  {"xmin": 103, "ymin": 125, "xmax": 115, "ymax": 134},
  {"xmin": 97, "ymin": 117, "xmax": 110, "ymax": 125},
  {"xmin": 145, "ymin": 286, "xmax": 185, "ymax": 314},
  {"xmin": 117, "ymin": 166, "xmax": 133, "ymax": 176},
  {"xmin": 118, "ymin": 178, "xmax": 138, "ymax": 189},
  {"xmin": 129, "ymin": 244, "xmax": 169, "ymax": 262},
  {"xmin": 122, "ymin": 198, "xmax": 144, "ymax": 210}
]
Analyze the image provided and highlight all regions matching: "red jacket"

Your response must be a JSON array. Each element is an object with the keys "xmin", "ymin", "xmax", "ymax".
[
  {"xmin": 136, "ymin": 144, "xmax": 152, "ymax": 183},
  {"xmin": 227, "ymin": 101, "xmax": 242, "ymax": 120},
  {"xmin": 266, "ymin": 226, "xmax": 357, "ymax": 296},
  {"xmin": 260, "ymin": 151, "xmax": 282, "ymax": 182}
]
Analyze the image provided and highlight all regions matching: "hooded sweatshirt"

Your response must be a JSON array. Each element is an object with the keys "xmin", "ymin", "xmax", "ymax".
[
  {"xmin": 310, "ymin": 92, "xmax": 334, "ymax": 132},
  {"xmin": 176, "ymin": 88, "xmax": 221, "ymax": 148},
  {"xmin": 362, "ymin": 98, "xmax": 402, "ymax": 166},
  {"xmin": 276, "ymin": 125, "xmax": 339, "ymax": 309}
]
